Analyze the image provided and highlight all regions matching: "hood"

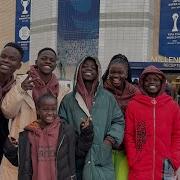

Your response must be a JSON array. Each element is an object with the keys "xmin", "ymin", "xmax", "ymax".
[
  {"xmin": 104, "ymin": 79, "xmax": 140, "ymax": 113},
  {"xmin": 28, "ymin": 65, "xmax": 59, "ymax": 103},
  {"xmin": 139, "ymin": 65, "xmax": 166, "ymax": 96},
  {"xmin": 24, "ymin": 117, "xmax": 60, "ymax": 135},
  {"xmin": 74, "ymin": 56, "xmax": 102, "ymax": 110},
  {"xmin": 73, "ymin": 56, "xmax": 102, "ymax": 90}
]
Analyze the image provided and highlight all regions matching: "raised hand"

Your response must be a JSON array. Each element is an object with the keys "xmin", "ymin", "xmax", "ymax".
[
  {"xmin": 80, "ymin": 117, "xmax": 92, "ymax": 130},
  {"xmin": 21, "ymin": 73, "xmax": 37, "ymax": 91}
]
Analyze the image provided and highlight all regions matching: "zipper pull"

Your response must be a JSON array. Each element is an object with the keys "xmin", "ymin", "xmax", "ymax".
[{"xmin": 151, "ymin": 99, "xmax": 157, "ymax": 105}]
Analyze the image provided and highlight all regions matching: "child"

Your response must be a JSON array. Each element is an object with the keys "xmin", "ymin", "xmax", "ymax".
[
  {"xmin": 18, "ymin": 93, "xmax": 93, "ymax": 180},
  {"xmin": 0, "ymin": 42, "xmax": 23, "ymax": 165},
  {"xmin": 59, "ymin": 56, "xmax": 124, "ymax": 180},
  {"xmin": 125, "ymin": 66, "xmax": 180, "ymax": 180},
  {"xmin": 102, "ymin": 54, "xmax": 140, "ymax": 180},
  {"xmin": 1, "ymin": 47, "xmax": 69, "ymax": 179}
]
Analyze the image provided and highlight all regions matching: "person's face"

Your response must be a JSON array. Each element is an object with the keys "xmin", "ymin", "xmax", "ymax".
[
  {"xmin": 36, "ymin": 50, "xmax": 56, "ymax": 75},
  {"xmin": 0, "ymin": 46, "xmax": 22, "ymax": 76},
  {"xmin": 37, "ymin": 98, "xmax": 57, "ymax": 126},
  {"xmin": 81, "ymin": 59, "xmax": 98, "ymax": 82},
  {"xmin": 143, "ymin": 74, "xmax": 162, "ymax": 97},
  {"xmin": 108, "ymin": 63, "xmax": 128, "ymax": 88}
]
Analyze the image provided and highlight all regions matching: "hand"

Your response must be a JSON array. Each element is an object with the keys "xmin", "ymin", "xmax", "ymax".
[
  {"xmin": 103, "ymin": 139, "xmax": 112, "ymax": 147},
  {"xmin": 176, "ymin": 167, "xmax": 180, "ymax": 180},
  {"xmin": 21, "ymin": 73, "xmax": 37, "ymax": 91},
  {"xmin": 9, "ymin": 137, "xmax": 18, "ymax": 147},
  {"xmin": 80, "ymin": 117, "xmax": 91, "ymax": 130}
]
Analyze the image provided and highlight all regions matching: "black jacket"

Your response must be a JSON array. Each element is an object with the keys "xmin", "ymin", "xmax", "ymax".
[
  {"xmin": 0, "ymin": 110, "xmax": 9, "ymax": 164},
  {"xmin": 18, "ymin": 121, "xmax": 93, "ymax": 180}
]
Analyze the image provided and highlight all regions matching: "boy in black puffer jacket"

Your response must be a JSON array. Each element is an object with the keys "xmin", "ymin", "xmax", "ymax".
[{"xmin": 18, "ymin": 93, "xmax": 93, "ymax": 180}]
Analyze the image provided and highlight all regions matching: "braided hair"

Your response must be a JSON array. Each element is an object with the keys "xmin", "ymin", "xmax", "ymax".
[{"xmin": 102, "ymin": 54, "xmax": 132, "ymax": 83}]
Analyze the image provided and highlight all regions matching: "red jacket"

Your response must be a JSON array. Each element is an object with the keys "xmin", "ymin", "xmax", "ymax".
[
  {"xmin": 125, "ymin": 66, "xmax": 180, "ymax": 180},
  {"xmin": 125, "ymin": 93, "xmax": 180, "ymax": 180}
]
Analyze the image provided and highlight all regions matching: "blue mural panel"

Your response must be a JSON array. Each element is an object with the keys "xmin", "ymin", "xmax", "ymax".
[
  {"xmin": 159, "ymin": 0, "xmax": 180, "ymax": 57},
  {"xmin": 58, "ymin": 0, "xmax": 100, "ymax": 65}
]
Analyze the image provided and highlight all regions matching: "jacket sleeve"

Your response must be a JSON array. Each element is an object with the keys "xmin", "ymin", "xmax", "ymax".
[
  {"xmin": 171, "ymin": 105, "xmax": 180, "ymax": 170},
  {"xmin": 3, "ymin": 137, "xmax": 18, "ymax": 167},
  {"xmin": 58, "ymin": 96, "xmax": 69, "ymax": 123},
  {"xmin": 18, "ymin": 132, "xmax": 32, "ymax": 180},
  {"xmin": 66, "ymin": 126, "xmax": 77, "ymax": 179},
  {"xmin": 106, "ymin": 98, "xmax": 124, "ymax": 146},
  {"xmin": 1, "ymin": 79, "xmax": 27, "ymax": 119},
  {"xmin": 124, "ymin": 104, "xmax": 137, "ymax": 168}
]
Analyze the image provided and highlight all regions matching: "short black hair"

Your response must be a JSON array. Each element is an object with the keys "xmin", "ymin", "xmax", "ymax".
[
  {"xmin": 4, "ymin": 42, "xmax": 24, "ymax": 59},
  {"xmin": 36, "ymin": 93, "xmax": 57, "ymax": 108},
  {"xmin": 37, "ymin": 47, "xmax": 57, "ymax": 57},
  {"xmin": 102, "ymin": 54, "xmax": 132, "ymax": 83}
]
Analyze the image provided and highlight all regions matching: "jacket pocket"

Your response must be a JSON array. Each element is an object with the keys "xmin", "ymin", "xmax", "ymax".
[
  {"xmin": 94, "ymin": 143, "xmax": 112, "ymax": 166},
  {"xmin": 130, "ymin": 148, "xmax": 149, "ymax": 170}
]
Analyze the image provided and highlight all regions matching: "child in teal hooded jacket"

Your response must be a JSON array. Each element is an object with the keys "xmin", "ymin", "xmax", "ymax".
[{"xmin": 59, "ymin": 56, "xmax": 124, "ymax": 180}]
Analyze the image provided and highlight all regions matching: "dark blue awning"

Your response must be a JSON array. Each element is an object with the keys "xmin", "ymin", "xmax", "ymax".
[{"xmin": 130, "ymin": 62, "xmax": 180, "ymax": 77}]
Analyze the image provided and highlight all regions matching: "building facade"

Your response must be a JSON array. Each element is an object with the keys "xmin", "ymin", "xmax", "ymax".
[
  {"xmin": 0, "ymin": 0, "xmax": 179, "ymax": 82},
  {"xmin": 99, "ymin": 0, "xmax": 154, "ymax": 72}
]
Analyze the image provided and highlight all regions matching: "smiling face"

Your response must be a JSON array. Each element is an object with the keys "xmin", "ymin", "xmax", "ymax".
[
  {"xmin": 36, "ymin": 50, "xmax": 56, "ymax": 75},
  {"xmin": 143, "ymin": 73, "xmax": 162, "ymax": 97},
  {"xmin": 81, "ymin": 58, "xmax": 98, "ymax": 82},
  {"xmin": 108, "ymin": 63, "xmax": 128, "ymax": 88},
  {"xmin": 37, "ymin": 96, "xmax": 57, "ymax": 127},
  {"xmin": 0, "ymin": 46, "xmax": 22, "ymax": 76}
]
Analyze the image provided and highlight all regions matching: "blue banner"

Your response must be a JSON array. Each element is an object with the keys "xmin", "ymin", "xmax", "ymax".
[
  {"xmin": 58, "ymin": 0, "xmax": 100, "ymax": 65},
  {"xmin": 159, "ymin": 0, "xmax": 180, "ymax": 57},
  {"xmin": 15, "ymin": 0, "xmax": 31, "ymax": 62}
]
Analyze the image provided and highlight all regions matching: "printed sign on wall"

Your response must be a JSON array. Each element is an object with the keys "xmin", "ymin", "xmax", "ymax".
[
  {"xmin": 15, "ymin": 0, "xmax": 31, "ymax": 62},
  {"xmin": 159, "ymin": 0, "xmax": 180, "ymax": 57}
]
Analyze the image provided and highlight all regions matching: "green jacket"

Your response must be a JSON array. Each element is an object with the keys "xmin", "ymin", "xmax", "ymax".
[{"xmin": 59, "ymin": 57, "xmax": 124, "ymax": 180}]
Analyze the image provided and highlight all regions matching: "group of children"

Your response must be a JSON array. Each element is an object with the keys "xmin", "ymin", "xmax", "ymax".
[{"xmin": 0, "ymin": 42, "xmax": 180, "ymax": 180}]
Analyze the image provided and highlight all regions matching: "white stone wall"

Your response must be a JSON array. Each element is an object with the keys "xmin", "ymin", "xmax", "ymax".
[
  {"xmin": 30, "ymin": 0, "xmax": 58, "ymax": 65},
  {"xmin": 98, "ymin": 0, "xmax": 153, "ymax": 73},
  {"xmin": 29, "ymin": 0, "xmax": 154, "ymax": 76}
]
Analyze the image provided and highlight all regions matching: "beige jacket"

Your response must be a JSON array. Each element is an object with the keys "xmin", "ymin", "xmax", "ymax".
[{"xmin": 0, "ymin": 74, "xmax": 69, "ymax": 180}]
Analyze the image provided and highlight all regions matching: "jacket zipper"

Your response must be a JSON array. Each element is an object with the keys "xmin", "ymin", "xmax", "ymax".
[
  {"xmin": 56, "ymin": 135, "xmax": 65, "ymax": 178},
  {"xmin": 152, "ymin": 98, "xmax": 156, "ymax": 180}
]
